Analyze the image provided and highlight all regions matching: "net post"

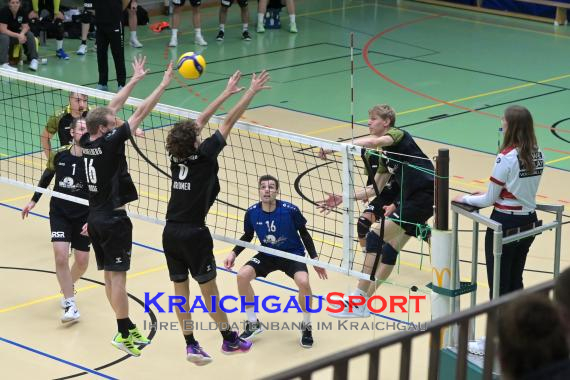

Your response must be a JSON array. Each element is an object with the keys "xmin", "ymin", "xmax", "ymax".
[
  {"xmin": 435, "ymin": 148, "xmax": 449, "ymax": 230},
  {"xmin": 341, "ymin": 144, "xmax": 356, "ymax": 271}
]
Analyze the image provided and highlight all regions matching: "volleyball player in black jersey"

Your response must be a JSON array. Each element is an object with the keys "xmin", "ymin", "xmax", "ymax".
[
  {"xmin": 22, "ymin": 118, "xmax": 90, "ymax": 323},
  {"xmin": 319, "ymin": 104, "xmax": 434, "ymax": 318},
  {"xmin": 163, "ymin": 70, "xmax": 270, "ymax": 364},
  {"xmin": 81, "ymin": 56, "xmax": 173, "ymax": 356}
]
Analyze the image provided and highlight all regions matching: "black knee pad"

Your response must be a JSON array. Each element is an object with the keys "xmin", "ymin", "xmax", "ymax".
[
  {"xmin": 172, "ymin": 277, "xmax": 189, "ymax": 283},
  {"xmin": 365, "ymin": 231, "xmax": 383, "ymax": 254},
  {"xmin": 357, "ymin": 216, "xmax": 372, "ymax": 239},
  {"xmin": 238, "ymin": 0, "xmax": 248, "ymax": 8},
  {"xmin": 80, "ymin": 10, "xmax": 94, "ymax": 24},
  {"xmin": 190, "ymin": 0, "xmax": 202, "ymax": 6},
  {"xmin": 220, "ymin": 0, "xmax": 232, "ymax": 8},
  {"xmin": 380, "ymin": 243, "xmax": 399, "ymax": 265}
]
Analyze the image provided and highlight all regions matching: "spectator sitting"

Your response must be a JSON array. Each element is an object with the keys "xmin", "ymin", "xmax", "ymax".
[
  {"xmin": 554, "ymin": 267, "xmax": 570, "ymax": 347},
  {"xmin": 0, "ymin": 0, "xmax": 39, "ymax": 71},
  {"xmin": 498, "ymin": 294, "xmax": 570, "ymax": 380}
]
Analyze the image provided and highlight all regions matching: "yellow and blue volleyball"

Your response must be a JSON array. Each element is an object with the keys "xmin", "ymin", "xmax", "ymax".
[{"xmin": 177, "ymin": 52, "xmax": 206, "ymax": 80}]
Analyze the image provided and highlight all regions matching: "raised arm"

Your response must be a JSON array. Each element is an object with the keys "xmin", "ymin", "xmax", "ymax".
[
  {"xmin": 127, "ymin": 62, "xmax": 174, "ymax": 134},
  {"xmin": 196, "ymin": 71, "xmax": 244, "ymax": 131},
  {"xmin": 108, "ymin": 55, "xmax": 149, "ymax": 114},
  {"xmin": 218, "ymin": 71, "xmax": 271, "ymax": 141}
]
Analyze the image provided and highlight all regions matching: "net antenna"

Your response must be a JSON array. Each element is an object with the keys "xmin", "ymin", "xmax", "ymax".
[{"xmin": 350, "ymin": 32, "xmax": 355, "ymax": 143}]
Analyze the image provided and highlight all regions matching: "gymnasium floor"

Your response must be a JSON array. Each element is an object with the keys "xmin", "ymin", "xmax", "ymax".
[{"xmin": 1, "ymin": 0, "xmax": 569, "ymax": 378}]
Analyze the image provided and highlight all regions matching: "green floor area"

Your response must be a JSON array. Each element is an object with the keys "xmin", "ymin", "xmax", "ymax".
[{"xmin": 3, "ymin": 0, "xmax": 570, "ymax": 170}]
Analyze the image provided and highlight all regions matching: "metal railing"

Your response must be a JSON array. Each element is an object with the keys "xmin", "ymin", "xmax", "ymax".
[
  {"xmin": 262, "ymin": 280, "xmax": 555, "ymax": 380},
  {"xmin": 264, "ymin": 202, "xmax": 564, "ymax": 380},
  {"xmin": 450, "ymin": 202, "xmax": 564, "ymax": 300}
]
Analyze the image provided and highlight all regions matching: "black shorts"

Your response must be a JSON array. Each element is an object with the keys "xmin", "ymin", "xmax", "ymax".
[
  {"xmin": 172, "ymin": 0, "xmax": 201, "ymax": 6},
  {"xmin": 392, "ymin": 189, "xmax": 433, "ymax": 239},
  {"xmin": 364, "ymin": 196, "xmax": 393, "ymax": 220},
  {"xmin": 88, "ymin": 210, "xmax": 132, "ymax": 271},
  {"xmin": 49, "ymin": 211, "xmax": 90, "ymax": 252},
  {"xmin": 162, "ymin": 222, "xmax": 216, "ymax": 284},
  {"xmin": 221, "ymin": 0, "xmax": 248, "ymax": 8},
  {"xmin": 245, "ymin": 253, "xmax": 307, "ymax": 279}
]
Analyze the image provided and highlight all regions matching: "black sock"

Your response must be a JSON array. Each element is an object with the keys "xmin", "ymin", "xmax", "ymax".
[
  {"xmin": 117, "ymin": 318, "xmax": 130, "ymax": 338},
  {"xmin": 220, "ymin": 329, "xmax": 234, "ymax": 341},
  {"xmin": 81, "ymin": 40, "xmax": 86, "ymax": 45},
  {"xmin": 185, "ymin": 333, "xmax": 197, "ymax": 346},
  {"xmin": 126, "ymin": 318, "xmax": 136, "ymax": 330}
]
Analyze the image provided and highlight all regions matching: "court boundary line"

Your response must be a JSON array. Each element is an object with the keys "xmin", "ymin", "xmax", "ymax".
[
  {"xmin": 0, "ymin": 202, "xmax": 413, "ymax": 325},
  {"xmin": 0, "ymin": 336, "xmax": 118, "ymax": 380}
]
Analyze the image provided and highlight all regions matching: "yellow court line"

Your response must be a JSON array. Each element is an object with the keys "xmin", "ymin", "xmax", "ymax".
[
  {"xmin": 546, "ymin": 155, "xmax": 570, "ymax": 165},
  {"xmin": 399, "ymin": 258, "xmax": 489, "ymax": 289},
  {"xmin": 308, "ymin": 71, "xmax": 570, "ymax": 136},
  {"xmin": 0, "ymin": 194, "xmax": 32, "ymax": 203},
  {"xmin": 0, "ymin": 247, "xmax": 232, "ymax": 314}
]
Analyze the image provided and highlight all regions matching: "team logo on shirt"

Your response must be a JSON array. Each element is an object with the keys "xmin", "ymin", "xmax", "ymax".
[
  {"xmin": 58, "ymin": 177, "xmax": 83, "ymax": 191},
  {"xmin": 263, "ymin": 234, "xmax": 286, "ymax": 246}
]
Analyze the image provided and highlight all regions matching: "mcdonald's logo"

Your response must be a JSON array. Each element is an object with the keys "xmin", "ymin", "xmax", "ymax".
[{"xmin": 432, "ymin": 267, "xmax": 451, "ymax": 287}]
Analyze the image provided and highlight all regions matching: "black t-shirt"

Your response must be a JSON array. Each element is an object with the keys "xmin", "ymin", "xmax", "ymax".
[
  {"xmin": 93, "ymin": 0, "xmax": 123, "ymax": 26},
  {"xmin": 381, "ymin": 130, "xmax": 434, "ymax": 199},
  {"xmin": 166, "ymin": 130, "xmax": 226, "ymax": 224},
  {"xmin": 46, "ymin": 110, "xmax": 88, "ymax": 147},
  {"xmin": 0, "ymin": 6, "xmax": 28, "ymax": 33},
  {"xmin": 50, "ymin": 148, "xmax": 89, "ymax": 218},
  {"xmin": 80, "ymin": 122, "xmax": 138, "ymax": 213}
]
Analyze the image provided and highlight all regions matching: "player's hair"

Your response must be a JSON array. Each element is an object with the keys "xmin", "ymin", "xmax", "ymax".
[
  {"xmin": 85, "ymin": 106, "xmax": 114, "ymax": 135},
  {"xmin": 166, "ymin": 119, "xmax": 199, "ymax": 159},
  {"xmin": 501, "ymin": 105, "xmax": 538, "ymax": 173},
  {"xmin": 70, "ymin": 117, "xmax": 85, "ymax": 130},
  {"xmin": 258, "ymin": 174, "xmax": 279, "ymax": 190},
  {"xmin": 498, "ymin": 294, "xmax": 568, "ymax": 379},
  {"xmin": 369, "ymin": 104, "xmax": 396, "ymax": 128}
]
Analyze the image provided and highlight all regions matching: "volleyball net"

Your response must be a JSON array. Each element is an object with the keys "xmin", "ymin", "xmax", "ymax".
[{"xmin": 0, "ymin": 69, "xmax": 442, "ymax": 283}]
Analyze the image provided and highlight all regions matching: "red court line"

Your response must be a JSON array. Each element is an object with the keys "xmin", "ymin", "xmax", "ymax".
[
  {"xmin": 362, "ymin": 16, "xmax": 570, "ymax": 134},
  {"xmin": 544, "ymin": 147, "xmax": 570, "ymax": 155}
]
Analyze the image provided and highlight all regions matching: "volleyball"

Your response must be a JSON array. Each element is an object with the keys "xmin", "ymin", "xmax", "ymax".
[{"xmin": 177, "ymin": 52, "xmax": 206, "ymax": 80}]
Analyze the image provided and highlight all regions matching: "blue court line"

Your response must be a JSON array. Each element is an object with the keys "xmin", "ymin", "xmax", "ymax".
[
  {"xmin": 0, "ymin": 337, "xmax": 117, "ymax": 380},
  {"xmin": 0, "ymin": 202, "xmax": 412, "ymax": 325}
]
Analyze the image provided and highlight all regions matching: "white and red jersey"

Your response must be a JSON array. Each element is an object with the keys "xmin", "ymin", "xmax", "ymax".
[{"xmin": 463, "ymin": 146, "xmax": 544, "ymax": 213}]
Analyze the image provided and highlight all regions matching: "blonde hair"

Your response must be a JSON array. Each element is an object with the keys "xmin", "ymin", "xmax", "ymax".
[{"xmin": 369, "ymin": 104, "xmax": 396, "ymax": 128}]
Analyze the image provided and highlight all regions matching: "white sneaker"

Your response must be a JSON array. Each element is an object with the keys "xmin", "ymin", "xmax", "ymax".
[
  {"xmin": 60, "ymin": 297, "xmax": 66, "ymax": 309},
  {"xmin": 467, "ymin": 337, "xmax": 486, "ymax": 356},
  {"xmin": 130, "ymin": 38, "xmax": 143, "ymax": 48},
  {"xmin": 169, "ymin": 35, "xmax": 178, "ymax": 47},
  {"xmin": 195, "ymin": 34, "xmax": 208, "ymax": 46},
  {"xmin": 76, "ymin": 44, "xmax": 87, "ymax": 55},
  {"xmin": 1, "ymin": 63, "xmax": 18, "ymax": 72},
  {"xmin": 328, "ymin": 294, "xmax": 370, "ymax": 318},
  {"xmin": 61, "ymin": 301, "xmax": 80, "ymax": 323},
  {"xmin": 28, "ymin": 59, "xmax": 38, "ymax": 71},
  {"xmin": 257, "ymin": 24, "xmax": 265, "ymax": 33}
]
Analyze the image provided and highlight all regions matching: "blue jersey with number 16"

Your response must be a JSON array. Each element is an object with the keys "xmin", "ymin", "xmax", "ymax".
[{"xmin": 243, "ymin": 200, "xmax": 307, "ymax": 256}]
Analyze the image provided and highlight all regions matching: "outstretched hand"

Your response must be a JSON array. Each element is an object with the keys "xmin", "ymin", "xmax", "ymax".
[
  {"xmin": 248, "ymin": 70, "xmax": 271, "ymax": 94},
  {"xmin": 316, "ymin": 193, "xmax": 343, "ymax": 214},
  {"xmin": 161, "ymin": 61, "xmax": 174, "ymax": 87},
  {"xmin": 131, "ymin": 55, "xmax": 149, "ymax": 82},
  {"xmin": 225, "ymin": 71, "xmax": 245, "ymax": 95}
]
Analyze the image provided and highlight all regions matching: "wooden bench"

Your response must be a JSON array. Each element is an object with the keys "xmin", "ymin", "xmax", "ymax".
[{"xmin": 515, "ymin": 0, "xmax": 570, "ymax": 25}]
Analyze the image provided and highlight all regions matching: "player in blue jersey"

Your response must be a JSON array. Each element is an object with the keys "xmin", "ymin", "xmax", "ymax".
[{"xmin": 224, "ymin": 175, "xmax": 328, "ymax": 348}]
